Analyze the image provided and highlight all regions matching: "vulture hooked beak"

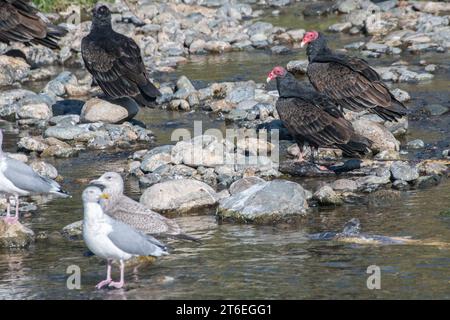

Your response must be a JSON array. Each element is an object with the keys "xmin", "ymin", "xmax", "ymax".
[{"xmin": 300, "ymin": 40, "xmax": 306, "ymax": 48}]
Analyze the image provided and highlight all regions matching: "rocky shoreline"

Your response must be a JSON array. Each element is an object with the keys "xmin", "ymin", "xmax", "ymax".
[{"xmin": 0, "ymin": 0, "xmax": 449, "ymax": 247}]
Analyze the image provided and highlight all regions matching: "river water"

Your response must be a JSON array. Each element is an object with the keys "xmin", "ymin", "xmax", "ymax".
[{"xmin": 0, "ymin": 4, "xmax": 449, "ymax": 299}]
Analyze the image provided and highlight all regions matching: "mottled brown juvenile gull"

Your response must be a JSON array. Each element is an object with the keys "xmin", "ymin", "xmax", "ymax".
[
  {"xmin": 0, "ymin": 129, "xmax": 69, "ymax": 223},
  {"xmin": 90, "ymin": 172, "xmax": 200, "ymax": 242},
  {"xmin": 82, "ymin": 186, "xmax": 168, "ymax": 289}
]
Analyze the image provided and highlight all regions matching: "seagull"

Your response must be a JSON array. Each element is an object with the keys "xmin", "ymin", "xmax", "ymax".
[
  {"xmin": 0, "ymin": 129, "xmax": 69, "ymax": 224},
  {"xmin": 82, "ymin": 186, "xmax": 168, "ymax": 289},
  {"xmin": 90, "ymin": 172, "xmax": 200, "ymax": 242}
]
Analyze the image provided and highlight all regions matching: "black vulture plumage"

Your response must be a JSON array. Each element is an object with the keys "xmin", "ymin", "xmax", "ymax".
[
  {"xmin": 267, "ymin": 66, "xmax": 372, "ymax": 162},
  {"xmin": 302, "ymin": 31, "xmax": 407, "ymax": 122},
  {"xmin": 81, "ymin": 4, "xmax": 161, "ymax": 107},
  {"xmin": 0, "ymin": 0, "xmax": 67, "ymax": 49}
]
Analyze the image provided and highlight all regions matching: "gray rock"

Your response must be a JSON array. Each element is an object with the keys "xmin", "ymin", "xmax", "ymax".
[
  {"xmin": 176, "ymin": 75, "xmax": 196, "ymax": 93},
  {"xmin": 0, "ymin": 55, "xmax": 30, "ymax": 86},
  {"xmin": 45, "ymin": 125, "xmax": 89, "ymax": 140},
  {"xmin": 0, "ymin": 220, "xmax": 35, "ymax": 248},
  {"xmin": 313, "ymin": 185, "xmax": 343, "ymax": 206},
  {"xmin": 229, "ymin": 176, "xmax": 266, "ymax": 195},
  {"xmin": 337, "ymin": 0, "xmax": 361, "ymax": 13},
  {"xmin": 140, "ymin": 179, "xmax": 218, "ymax": 214},
  {"xmin": 61, "ymin": 220, "xmax": 83, "ymax": 240},
  {"xmin": 391, "ymin": 161, "xmax": 419, "ymax": 182},
  {"xmin": 18, "ymin": 136, "xmax": 48, "ymax": 152},
  {"xmin": 226, "ymin": 83, "xmax": 255, "ymax": 104},
  {"xmin": 352, "ymin": 119, "xmax": 400, "ymax": 152},
  {"xmin": 415, "ymin": 175, "xmax": 441, "ymax": 189},
  {"xmin": 286, "ymin": 60, "xmax": 308, "ymax": 74},
  {"xmin": 80, "ymin": 98, "xmax": 137, "ymax": 124},
  {"xmin": 391, "ymin": 88, "xmax": 410, "ymax": 102},
  {"xmin": 29, "ymin": 161, "xmax": 58, "ymax": 179},
  {"xmin": 270, "ymin": 45, "xmax": 290, "ymax": 54},
  {"xmin": 17, "ymin": 102, "xmax": 52, "ymax": 120},
  {"xmin": 49, "ymin": 115, "xmax": 80, "ymax": 126},
  {"xmin": 328, "ymin": 22, "xmax": 352, "ymax": 33},
  {"xmin": 331, "ymin": 179, "xmax": 358, "ymax": 192},
  {"xmin": 217, "ymin": 180, "xmax": 309, "ymax": 224},
  {"xmin": 407, "ymin": 139, "xmax": 425, "ymax": 149}
]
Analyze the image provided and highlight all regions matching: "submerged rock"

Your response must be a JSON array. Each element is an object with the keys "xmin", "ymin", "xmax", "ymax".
[
  {"xmin": 140, "ymin": 179, "xmax": 219, "ymax": 214},
  {"xmin": 0, "ymin": 220, "xmax": 35, "ymax": 248},
  {"xmin": 217, "ymin": 180, "xmax": 310, "ymax": 224}
]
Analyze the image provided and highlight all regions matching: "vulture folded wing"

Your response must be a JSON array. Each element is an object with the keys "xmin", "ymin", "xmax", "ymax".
[{"xmin": 277, "ymin": 98, "xmax": 353, "ymax": 148}]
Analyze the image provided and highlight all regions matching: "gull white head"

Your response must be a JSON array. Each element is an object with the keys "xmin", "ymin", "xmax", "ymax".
[{"xmin": 82, "ymin": 186, "xmax": 109, "ymax": 204}]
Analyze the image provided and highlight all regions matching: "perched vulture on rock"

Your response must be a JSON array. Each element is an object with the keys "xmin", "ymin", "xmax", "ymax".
[
  {"xmin": 302, "ymin": 31, "xmax": 407, "ymax": 122},
  {"xmin": 267, "ymin": 66, "xmax": 372, "ymax": 163},
  {"xmin": 0, "ymin": 0, "xmax": 67, "ymax": 49},
  {"xmin": 81, "ymin": 4, "xmax": 161, "ymax": 107}
]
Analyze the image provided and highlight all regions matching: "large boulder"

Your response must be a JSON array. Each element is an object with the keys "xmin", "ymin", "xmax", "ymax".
[
  {"xmin": 352, "ymin": 119, "xmax": 400, "ymax": 153},
  {"xmin": 140, "ymin": 179, "xmax": 219, "ymax": 214},
  {"xmin": 217, "ymin": 180, "xmax": 310, "ymax": 224}
]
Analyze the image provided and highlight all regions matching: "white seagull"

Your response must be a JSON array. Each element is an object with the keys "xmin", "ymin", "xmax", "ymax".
[
  {"xmin": 82, "ymin": 186, "xmax": 169, "ymax": 289},
  {"xmin": 0, "ymin": 129, "xmax": 69, "ymax": 224}
]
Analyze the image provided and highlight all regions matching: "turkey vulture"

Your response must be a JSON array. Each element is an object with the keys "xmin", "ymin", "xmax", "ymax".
[
  {"xmin": 267, "ymin": 66, "xmax": 372, "ymax": 163},
  {"xmin": 0, "ymin": 0, "xmax": 67, "ymax": 49},
  {"xmin": 81, "ymin": 4, "xmax": 161, "ymax": 107},
  {"xmin": 301, "ymin": 31, "xmax": 407, "ymax": 122}
]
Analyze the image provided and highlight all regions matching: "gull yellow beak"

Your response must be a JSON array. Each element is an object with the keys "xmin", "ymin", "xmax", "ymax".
[{"xmin": 100, "ymin": 193, "xmax": 109, "ymax": 200}]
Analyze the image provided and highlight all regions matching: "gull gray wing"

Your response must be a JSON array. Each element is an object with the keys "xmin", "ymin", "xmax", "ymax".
[
  {"xmin": 107, "ymin": 218, "xmax": 168, "ymax": 257},
  {"xmin": 2, "ymin": 157, "xmax": 61, "ymax": 193}
]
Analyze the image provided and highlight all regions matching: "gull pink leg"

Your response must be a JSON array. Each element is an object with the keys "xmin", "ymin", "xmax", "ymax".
[
  {"xmin": 96, "ymin": 259, "xmax": 112, "ymax": 289},
  {"xmin": 109, "ymin": 260, "xmax": 125, "ymax": 289}
]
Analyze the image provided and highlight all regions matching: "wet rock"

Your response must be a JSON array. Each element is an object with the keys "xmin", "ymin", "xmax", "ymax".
[
  {"xmin": 45, "ymin": 125, "xmax": 89, "ymax": 141},
  {"xmin": 204, "ymin": 41, "xmax": 232, "ymax": 53},
  {"xmin": 0, "ymin": 220, "xmax": 35, "ymax": 248},
  {"xmin": 61, "ymin": 220, "xmax": 83, "ymax": 240},
  {"xmin": 329, "ymin": 22, "xmax": 352, "ymax": 33},
  {"xmin": 271, "ymin": 45, "xmax": 290, "ymax": 54},
  {"xmin": 286, "ymin": 60, "xmax": 308, "ymax": 74},
  {"xmin": 392, "ymin": 179, "xmax": 410, "ymax": 190},
  {"xmin": 365, "ymin": 13, "xmax": 398, "ymax": 35},
  {"xmin": 424, "ymin": 104, "xmax": 449, "ymax": 116},
  {"xmin": 18, "ymin": 136, "xmax": 48, "ymax": 152},
  {"xmin": 218, "ymin": 180, "xmax": 309, "ymax": 224},
  {"xmin": 49, "ymin": 115, "xmax": 80, "ymax": 126},
  {"xmin": 140, "ymin": 152, "xmax": 172, "ymax": 173},
  {"xmin": 226, "ymin": 82, "xmax": 255, "ymax": 104},
  {"xmin": 374, "ymin": 149, "xmax": 400, "ymax": 160},
  {"xmin": 415, "ymin": 175, "xmax": 441, "ymax": 189},
  {"xmin": 140, "ymin": 179, "xmax": 218, "ymax": 214},
  {"xmin": 41, "ymin": 138, "xmax": 77, "ymax": 158},
  {"xmin": 229, "ymin": 176, "xmax": 266, "ymax": 195},
  {"xmin": 29, "ymin": 161, "xmax": 58, "ymax": 179},
  {"xmin": 331, "ymin": 179, "xmax": 358, "ymax": 192},
  {"xmin": 352, "ymin": 119, "xmax": 400, "ymax": 152},
  {"xmin": 337, "ymin": 0, "xmax": 361, "ymax": 13},
  {"xmin": 169, "ymin": 99, "xmax": 190, "ymax": 111},
  {"xmin": 407, "ymin": 139, "xmax": 424, "ymax": 149},
  {"xmin": 390, "ymin": 161, "xmax": 419, "ymax": 182},
  {"xmin": 189, "ymin": 39, "xmax": 207, "ymax": 54},
  {"xmin": 176, "ymin": 75, "xmax": 196, "ymax": 93},
  {"xmin": 17, "ymin": 101, "xmax": 52, "ymax": 120},
  {"xmin": 80, "ymin": 98, "xmax": 137, "ymax": 124},
  {"xmin": 313, "ymin": 185, "xmax": 343, "ymax": 206},
  {"xmin": 0, "ymin": 55, "xmax": 30, "ymax": 86},
  {"xmin": 391, "ymin": 88, "xmax": 410, "ymax": 102},
  {"xmin": 417, "ymin": 161, "xmax": 448, "ymax": 176}
]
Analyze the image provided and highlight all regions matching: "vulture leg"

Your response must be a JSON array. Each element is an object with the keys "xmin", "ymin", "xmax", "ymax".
[{"xmin": 311, "ymin": 148, "xmax": 330, "ymax": 172}]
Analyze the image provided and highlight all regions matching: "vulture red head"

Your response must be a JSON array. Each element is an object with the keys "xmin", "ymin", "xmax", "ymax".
[
  {"xmin": 266, "ymin": 66, "xmax": 287, "ymax": 83},
  {"xmin": 301, "ymin": 31, "xmax": 319, "ymax": 48}
]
